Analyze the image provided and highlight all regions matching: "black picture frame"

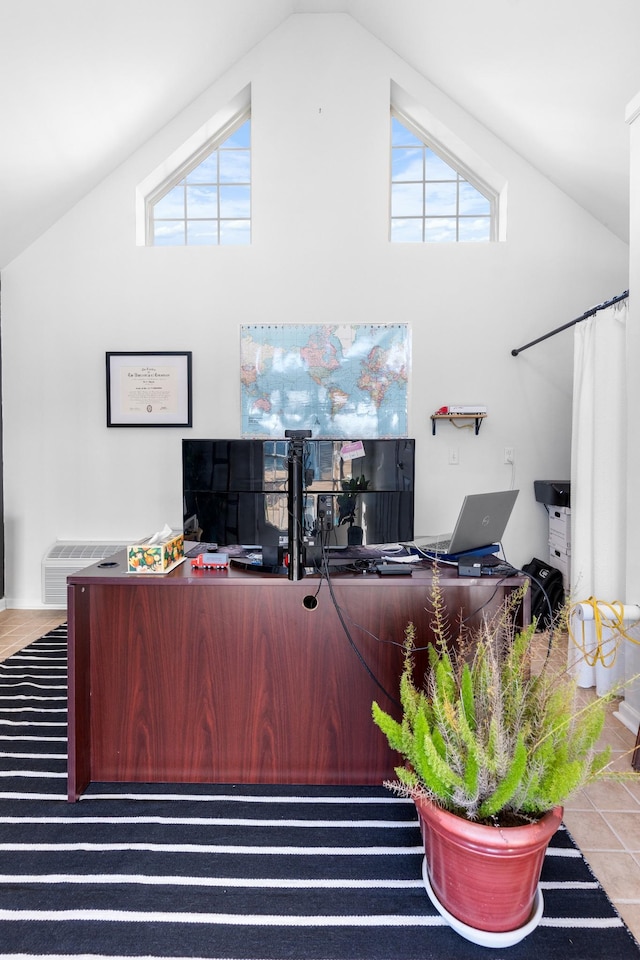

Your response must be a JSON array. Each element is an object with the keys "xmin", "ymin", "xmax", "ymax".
[{"xmin": 106, "ymin": 351, "xmax": 192, "ymax": 427}]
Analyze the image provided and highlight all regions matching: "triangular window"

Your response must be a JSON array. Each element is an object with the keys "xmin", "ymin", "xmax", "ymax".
[
  {"xmin": 147, "ymin": 112, "xmax": 251, "ymax": 246},
  {"xmin": 390, "ymin": 113, "xmax": 494, "ymax": 243}
]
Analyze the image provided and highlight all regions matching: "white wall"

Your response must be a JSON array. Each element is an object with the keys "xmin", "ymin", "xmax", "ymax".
[
  {"xmin": 626, "ymin": 94, "xmax": 640, "ymax": 598},
  {"xmin": 1, "ymin": 13, "xmax": 630, "ymax": 606}
]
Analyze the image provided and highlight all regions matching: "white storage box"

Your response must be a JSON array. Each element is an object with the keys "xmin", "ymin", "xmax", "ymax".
[
  {"xmin": 549, "ymin": 529, "xmax": 571, "ymax": 558},
  {"xmin": 548, "ymin": 506, "xmax": 571, "ymax": 552},
  {"xmin": 548, "ymin": 548, "xmax": 570, "ymax": 591}
]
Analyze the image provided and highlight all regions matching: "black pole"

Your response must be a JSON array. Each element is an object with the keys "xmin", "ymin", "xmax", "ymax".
[
  {"xmin": 511, "ymin": 290, "xmax": 629, "ymax": 357},
  {"xmin": 285, "ymin": 430, "xmax": 311, "ymax": 581}
]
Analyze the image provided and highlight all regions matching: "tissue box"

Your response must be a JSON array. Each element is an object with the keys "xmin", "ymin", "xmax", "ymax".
[{"xmin": 127, "ymin": 532, "xmax": 184, "ymax": 573}]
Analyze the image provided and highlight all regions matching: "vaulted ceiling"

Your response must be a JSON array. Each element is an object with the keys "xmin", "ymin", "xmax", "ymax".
[{"xmin": 1, "ymin": 0, "xmax": 639, "ymax": 269}]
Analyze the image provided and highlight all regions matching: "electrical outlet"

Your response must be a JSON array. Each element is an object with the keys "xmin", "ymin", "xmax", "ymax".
[
  {"xmin": 504, "ymin": 446, "xmax": 515, "ymax": 464},
  {"xmin": 449, "ymin": 447, "xmax": 460, "ymax": 465}
]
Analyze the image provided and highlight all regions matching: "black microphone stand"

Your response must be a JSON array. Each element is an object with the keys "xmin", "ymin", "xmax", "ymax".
[{"xmin": 285, "ymin": 430, "xmax": 311, "ymax": 581}]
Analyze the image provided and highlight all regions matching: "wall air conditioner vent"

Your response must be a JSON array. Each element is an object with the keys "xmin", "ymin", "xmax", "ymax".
[{"xmin": 41, "ymin": 541, "xmax": 127, "ymax": 607}]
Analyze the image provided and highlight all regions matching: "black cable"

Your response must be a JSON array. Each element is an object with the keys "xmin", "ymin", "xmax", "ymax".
[
  {"xmin": 460, "ymin": 576, "xmax": 515, "ymax": 625},
  {"xmin": 319, "ymin": 546, "xmax": 401, "ymax": 708},
  {"xmin": 497, "ymin": 548, "xmax": 558, "ymax": 658},
  {"xmin": 300, "ymin": 530, "xmax": 539, "ymax": 705}
]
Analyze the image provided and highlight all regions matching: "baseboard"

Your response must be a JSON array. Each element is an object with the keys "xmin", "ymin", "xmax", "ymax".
[
  {"xmin": 2, "ymin": 598, "xmax": 64, "ymax": 611},
  {"xmin": 614, "ymin": 700, "xmax": 640, "ymax": 735}
]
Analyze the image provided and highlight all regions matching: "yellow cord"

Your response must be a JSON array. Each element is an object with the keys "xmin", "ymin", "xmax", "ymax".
[{"xmin": 568, "ymin": 597, "xmax": 640, "ymax": 668}]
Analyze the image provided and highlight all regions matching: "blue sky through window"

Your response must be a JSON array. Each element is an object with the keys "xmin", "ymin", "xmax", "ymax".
[
  {"xmin": 151, "ymin": 118, "xmax": 251, "ymax": 246},
  {"xmin": 391, "ymin": 116, "xmax": 491, "ymax": 243}
]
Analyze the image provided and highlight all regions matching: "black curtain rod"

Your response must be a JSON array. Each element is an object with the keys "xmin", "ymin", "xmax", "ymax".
[{"xmin": 511, "ymin": 290, "xmax": 629, "ymax": 357}]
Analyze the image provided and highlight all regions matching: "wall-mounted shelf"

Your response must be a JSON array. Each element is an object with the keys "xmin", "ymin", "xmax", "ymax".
[{"xmin": 431, "ymin": 413, "xmax": 487, "ymax": 436}]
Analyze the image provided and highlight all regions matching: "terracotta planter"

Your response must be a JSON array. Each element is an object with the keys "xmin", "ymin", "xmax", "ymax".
[{"xmin": 415, "ymin": 796, "xmax": 563, "ymax": 934}]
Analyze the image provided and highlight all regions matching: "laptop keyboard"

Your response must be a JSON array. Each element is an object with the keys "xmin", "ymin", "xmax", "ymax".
[{"xmin": 418, "ymin": 538, "xmax": 452, "ymax": 554}]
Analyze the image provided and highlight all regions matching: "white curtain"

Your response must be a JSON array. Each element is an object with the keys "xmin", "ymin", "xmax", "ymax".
[{"xmin": 569, "ymin": 298, "xmax": 628, "ymax": 689}]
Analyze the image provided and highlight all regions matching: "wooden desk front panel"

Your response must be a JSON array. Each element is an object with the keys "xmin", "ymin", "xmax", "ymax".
[
  {"xmin": 67, "ymin": 566, "xmax": 528, "ymax": 798},
  {"xmin": 81, "ymin": 577, "xmax": 431, "ymax": 787}
]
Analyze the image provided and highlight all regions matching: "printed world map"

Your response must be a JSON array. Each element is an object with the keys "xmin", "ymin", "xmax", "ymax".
[{"xmin": 240, "ymin": 324, "xmax": 409, "ymax": 438}]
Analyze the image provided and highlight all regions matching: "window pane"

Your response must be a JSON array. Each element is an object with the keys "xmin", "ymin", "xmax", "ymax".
[
  {"xmin": 459, "ymin": 181, "xmax": 490, "ymax": 215},
  {"xmin": 153, "ymin": 186, "xmax": 184, "ymax": 219},
  {"xmin": 391, "ymin": 117, "xmax": 422, "ymax": 147},
  {"xmin": 425, "ymin": 218, "xmax": 457, "ymax": 242},
  {"xmin": 147, "ymin": 110, "xmax": 251, "ymax": 247},
  {"xmin": 225, "ymin": 119, "xmax": 250, "ymax": 149},
  {"xmin": 187, "ymin": 220, "xmax": 219, "ymax": 244},
  {"xmin": 391, "ymin": 218, "xmax": 423, "ymax": 242},
  {"xmin": 391, "ymin": 182, "xmax": 423, "ymax": 217},
  {"xmin": 154, "ymin": 221, "xmax": 185, "ymax": 245},
  {"xmin": 186, "ymin": 154, "xmax": 218, "ymax": 184},
  {"xmin": 219, "ymin": 150, "xmax": 251, "ymax": 183},
  {"xmin": 426, "ymin": 182, "xmax": 457, "ymax": 216},
  {"xmin": 219, "ymin": 185, "xmax": 251, "ymax": 217},
  {"xmin": 425, "ymin": 150, "xmax": 457, "ymax": 181},
  {"xmin": 390, "ymin": 113, "xmax": 494, "ymax": 244},
  {"xmin": 459, "ymin": 217, "xmax": 491, "ymax": 242},
  {"xmin": 392, "ymin": 147, "xmax": 423, "ymax": 182},
  {"xmin": 220, "ymin": 219, "xmax": 251, "ymax": 245},
  {"xmin": 187, "ymin": 185, "xmax": 218, "ymax": 218}
]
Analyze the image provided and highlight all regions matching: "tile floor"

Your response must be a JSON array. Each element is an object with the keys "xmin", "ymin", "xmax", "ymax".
[
  {"xmin": 562, "ymin": 694, "xmax": 640, "ymax": 942},
  {"xmin": 2, "ymin": 609, "xmax": 640, "ymax": 943},
  {"xmin": 0, "ymin": 608, "xmax": 67, "ymax": 659}
]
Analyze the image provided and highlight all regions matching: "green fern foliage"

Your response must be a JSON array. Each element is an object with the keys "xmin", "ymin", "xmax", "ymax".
[{"xmin": 372, "ymin": 571, "xmax": 625, "ymax": 823}]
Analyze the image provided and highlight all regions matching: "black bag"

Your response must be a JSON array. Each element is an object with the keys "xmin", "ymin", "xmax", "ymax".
[{"xmin": 521, "ymin": 558, "xmax": 565, "ymax": 630}]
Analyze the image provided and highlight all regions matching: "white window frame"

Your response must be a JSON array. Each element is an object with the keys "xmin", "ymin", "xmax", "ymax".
[
  {"xmin": 391, "ymin": 108, "xmax": 496, "ymax": 242},
  {"xmin": 136, "ymin": 85, "xmax": 251, "ymax": 247},
  {"xmin": 390, "ymin": 80, "xmax": 507, "ymax": 243}
]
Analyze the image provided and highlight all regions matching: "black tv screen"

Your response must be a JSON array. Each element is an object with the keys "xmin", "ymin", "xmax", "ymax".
[{"xmin": 182, "ymin": 438, "xmax": 415, "ymax": 548}]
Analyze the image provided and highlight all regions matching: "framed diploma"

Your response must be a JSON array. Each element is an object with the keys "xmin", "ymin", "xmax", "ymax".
[{"xmin": 106, "ymin": 351, "xmax": 192, "ymax": 427}]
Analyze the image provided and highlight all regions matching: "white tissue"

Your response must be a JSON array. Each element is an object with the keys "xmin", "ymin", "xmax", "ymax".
[{"xmin": 146, "ymin": 523, "xmax": 174, "ymax": 545}]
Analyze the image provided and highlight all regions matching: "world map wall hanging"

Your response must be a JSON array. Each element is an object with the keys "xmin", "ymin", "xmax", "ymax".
[{"xmin": 240, "ymin": 323, "xmax": 410, "ymax": 439}]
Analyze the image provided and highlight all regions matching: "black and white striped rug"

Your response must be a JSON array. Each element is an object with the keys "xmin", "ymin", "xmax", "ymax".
[{"xmin": 1, "ymin": 626, "xmax": 639, "ymax": 960}]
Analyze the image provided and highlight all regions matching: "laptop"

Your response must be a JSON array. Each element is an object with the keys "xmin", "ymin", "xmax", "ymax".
[{"xmin": 411, "ymin": 489, "xmax": 519, "ymax": 560}]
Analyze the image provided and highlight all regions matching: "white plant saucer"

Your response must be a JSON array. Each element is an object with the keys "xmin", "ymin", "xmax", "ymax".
[{"xmin": 421, "ymin": 856, "xmax": 544, "ymax": 948}]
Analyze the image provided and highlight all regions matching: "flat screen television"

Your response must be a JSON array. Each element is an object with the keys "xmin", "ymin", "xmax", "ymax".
[{"xmin": 182, "ymin": 438, "xmax": 415, "ymax": 549}]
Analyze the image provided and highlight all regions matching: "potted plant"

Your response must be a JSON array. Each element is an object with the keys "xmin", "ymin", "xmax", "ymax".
[{"xmin": 372, "ymin": 572, "xmax": 636, "ymax": 946}]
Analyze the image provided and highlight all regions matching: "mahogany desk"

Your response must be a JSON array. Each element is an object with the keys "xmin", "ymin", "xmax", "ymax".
[{"xmin": 67, "ymin": 557, "xmax": 529, "ymax": 800}]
